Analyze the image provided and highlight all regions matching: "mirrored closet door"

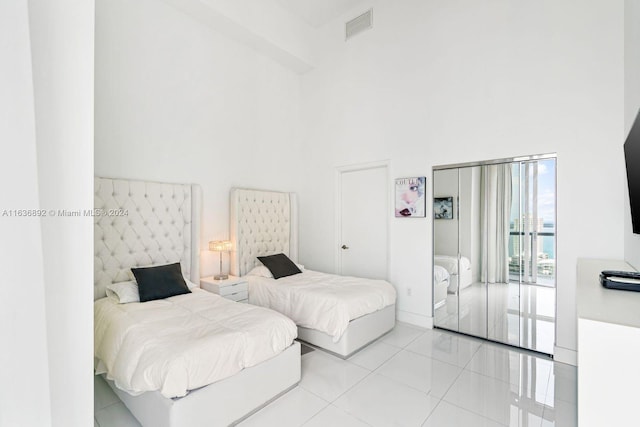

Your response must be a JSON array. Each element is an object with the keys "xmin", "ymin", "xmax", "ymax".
[{"xmin": 433, "ymin": 155, "xmax": 556, "ymax": 355}]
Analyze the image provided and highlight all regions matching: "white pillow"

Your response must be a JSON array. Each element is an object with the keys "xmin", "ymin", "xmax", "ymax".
[
  {"xmin": 247, "ymin": 264, "xmax": 305, "ymax": 278},
  {"xmin": 106, "ymin": 281, "xmax": 140, "ymax": 304}
]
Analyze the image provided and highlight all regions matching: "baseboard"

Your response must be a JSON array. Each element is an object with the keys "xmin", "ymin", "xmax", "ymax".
[
  {"xmin": 554, "ymin": 345, "xmax": 577, "ymax": 366},
  {"xmin": 396, "ymin": 310, "xmax": 433, "ymax": 329}
]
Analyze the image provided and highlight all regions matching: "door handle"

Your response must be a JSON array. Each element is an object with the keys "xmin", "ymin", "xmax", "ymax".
[{"xmin": 341, "ymin": 245, "xmax": 349, "ymax": 250}]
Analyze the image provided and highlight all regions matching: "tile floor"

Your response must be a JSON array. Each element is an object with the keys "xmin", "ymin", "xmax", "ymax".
[{"xmin": 94, "ymin": 323, "xmax": 577, "ymax": 427}]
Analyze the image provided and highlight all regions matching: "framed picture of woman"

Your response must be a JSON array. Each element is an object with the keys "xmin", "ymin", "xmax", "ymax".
[{"xmin": 395, "ymin": 177, "xmax": 426, "ymax": 218}]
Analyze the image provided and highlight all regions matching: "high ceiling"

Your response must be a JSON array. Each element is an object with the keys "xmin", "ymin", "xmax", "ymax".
[{"xmin": 275, "ymin": 0, "xmax": 370, "ymax": 28}]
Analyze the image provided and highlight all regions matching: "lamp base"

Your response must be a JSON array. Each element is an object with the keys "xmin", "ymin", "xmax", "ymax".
[{"xmin": 214, "ymin": 274, "xmax": 229, "ymax": 281}]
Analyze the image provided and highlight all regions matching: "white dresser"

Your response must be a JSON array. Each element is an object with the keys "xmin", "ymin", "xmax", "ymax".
[
  {"xmin": 577, "ymin": 258, "xmax": 640, "ymax": 427},
  {"xmin": 200, "ymin": 275, "xmax": 248, "ymax": 303}
]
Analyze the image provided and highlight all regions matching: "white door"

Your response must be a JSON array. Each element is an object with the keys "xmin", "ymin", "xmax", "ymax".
[{"xmin": 338, "ymin": 164, "xmax": 388, "ymax": 279}]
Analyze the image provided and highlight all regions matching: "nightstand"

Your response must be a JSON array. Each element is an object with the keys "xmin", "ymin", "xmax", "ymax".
[{"xmin": 200, "ymin": 275, "xmax": 248, "ymax": 303}]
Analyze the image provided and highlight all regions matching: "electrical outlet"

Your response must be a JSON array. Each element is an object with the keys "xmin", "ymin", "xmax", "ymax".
[{"xmin": 407, "ymin": 287, "xmax": 412, "ymax": 296}]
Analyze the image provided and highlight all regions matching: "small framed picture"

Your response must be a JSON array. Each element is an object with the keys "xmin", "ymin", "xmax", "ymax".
[
  {"xmin": 395, "ymin": 177, "xmax": 426, "ymax": 218},
  {"xmin": 434, "ymin": 197, "xmax": 454, "ymax": 219}
]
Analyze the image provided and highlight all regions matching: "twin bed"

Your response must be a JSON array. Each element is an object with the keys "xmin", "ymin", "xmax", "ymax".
[
  {"xmin": 229, "ymin": 188, "xmax": 396, "ymax": 358},
  {"xmin": 94, "ymin": 179, "xmax": 397, "ymax": 426}
]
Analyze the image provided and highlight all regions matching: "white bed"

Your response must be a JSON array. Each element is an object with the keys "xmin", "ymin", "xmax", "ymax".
[
  {"xmin": 94, "ymin": 177, "xmax": 301, "ymax": 427},
  {"xmin": 434, "ymin": 254, "xmax": 472, "ymax": 293},
  {"xmin": 230, "ymin": 188, "xmax": 397, "ymax": 358},
  {"xmin": 246, "ymin": 269, "xmax": 396, "ymax": 342}
]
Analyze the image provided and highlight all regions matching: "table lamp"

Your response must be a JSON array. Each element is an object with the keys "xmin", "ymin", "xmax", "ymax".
[{"xmin": 209, "ymin": 240, "xmax": 232, "ymax": 280}]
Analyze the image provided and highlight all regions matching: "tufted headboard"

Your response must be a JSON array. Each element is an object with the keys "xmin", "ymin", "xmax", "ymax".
[
  {"xmin": 94, "ymin": 177, "xmax": 201, "ymax": 300},
  {"xmin": 229, "ymin": 188, "xmax": 298, "ymax": 277}
]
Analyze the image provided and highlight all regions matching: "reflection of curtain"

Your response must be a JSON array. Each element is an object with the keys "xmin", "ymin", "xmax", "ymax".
[{"xmin": 481, "ymin": 164, "xmax": 512, "ymax": 284}]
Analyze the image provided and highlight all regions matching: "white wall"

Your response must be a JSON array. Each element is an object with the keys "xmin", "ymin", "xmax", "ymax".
[
  {"xmin": 300, "ymin": 0, "xmax": 625, "ymax": 360},
  {"xmin": 28, "ymin": 0, "xmax": 95, "ymax": 425},
  {"xmin": 625, "ymin": 0, "xmax": 640, "ymax": 270},
  {"xmin": 95, "ymin": 0, "xmax": 303, "ymax": 277},
  {"xmin": 0, "ymin": 2, "xmax": 52, "ymax": 425}
]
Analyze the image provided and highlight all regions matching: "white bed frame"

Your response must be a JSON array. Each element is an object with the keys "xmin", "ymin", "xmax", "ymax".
[
  {"xmin": 94, "ymin": 177, "xmax": 300, "ymax": 427},
  {"xmin": 447, "ymin": 269, "xmax": 473, "ymax": 294},
  {"xmin": 229, "ymin": 187, "xmax": 396, "ymax": 358},
  {"xmin": 434, "ymin": 278, "xmax": 448, "ymax": 310}
]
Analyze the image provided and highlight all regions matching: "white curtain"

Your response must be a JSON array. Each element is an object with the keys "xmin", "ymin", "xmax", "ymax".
[{"xmin": 481, "ymin": 164, "xmax": 512, "ymax": 284}]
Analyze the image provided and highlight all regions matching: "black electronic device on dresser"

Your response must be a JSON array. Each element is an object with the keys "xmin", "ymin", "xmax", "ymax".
[{"xmin": 600, "ymin": 271, "xmax": 640, "ymax": 292}]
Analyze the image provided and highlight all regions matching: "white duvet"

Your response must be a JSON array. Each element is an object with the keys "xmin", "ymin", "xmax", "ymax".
[
  {"xmin": 247, "ymin": 270, "xmax": 396, "ymax": 342},
  {"xmin": 434, "ymin": 265, "xmax": 450, "ymax": 284},
  {"xmin": 94, "ymin": 288, "xmax": 297, "ymax": 399},
  {"xmin": 434, "ymin": 255, "xmax": 471, "ymax": 274}
]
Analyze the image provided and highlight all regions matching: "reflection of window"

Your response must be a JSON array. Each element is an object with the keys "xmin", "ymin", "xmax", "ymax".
[{"xmin": 508, "ymin": 160, "xmax": 556, "ymax": 286}]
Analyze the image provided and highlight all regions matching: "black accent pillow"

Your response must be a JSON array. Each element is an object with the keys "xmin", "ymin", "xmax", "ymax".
[
  {"xmin": 131, "ymin": 262, "xmax": 191, "ymax": 302},
  {"xmin": 257, "ymin": 253, "xmax": 302, "ymax": 279}
]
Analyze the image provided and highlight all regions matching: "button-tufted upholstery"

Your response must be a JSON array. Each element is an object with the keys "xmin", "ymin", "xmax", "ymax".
[
  {"xmin": 229, "ymin": 188, "xmax": 298, "ymax": 277},
  {"xmin": 94, "ymin": 177, "xmax": 201, "ymax": 300}
]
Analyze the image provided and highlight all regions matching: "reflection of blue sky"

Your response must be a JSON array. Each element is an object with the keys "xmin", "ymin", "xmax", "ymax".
[{"xmin": 510, "ymin": 159, "xmax": 555, "ymax": 225}]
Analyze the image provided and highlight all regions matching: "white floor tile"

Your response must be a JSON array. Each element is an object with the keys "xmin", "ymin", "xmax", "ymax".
[
  {"xmin": 545, "ymin": 362, "xmax": 577, "ymax": 405},
  {"xmin": 348, "ymin": 340, "xmax": 401, "ymax": 371},
  {"xmin": 238, "ymin": 387, "xmax": 328, "ymax": 427},
  {"xmin": 422, "ymin": 401, "xmax": 505, "ymax": 427},
  {"xmin": 94, "ymin": 376, "xmax": 120, "ymax": 411},
  {"xmin": 300, "ymin": 351, "xmax": 370, "ymax": 402},
  {"xmin": 466, "ymin": 343, "xmax": 552, "ymax": 395},
  {"xmin": 303, "ymin": 404, "xmax": 371, "ymax": 427},
  {"xmin": 406, "ymin": 330, "xmax": 481, "ymax": 368},
  {"xmin": 376, "ymin": 349, "xmax": 462, "ymax": 398},
  {"xmin": 94, "ymin": 403, "xmax": 141, "ymax": 427},
  {"xmin": 443, "ymin": 370, "xmax": 545, "ymax": 426},
  {"xmin": 334, "ymin": 373, "xmax": 439, "ymax": 427},
  {"xmin": 380, "ymin": 322, "xmax": 426, "ymax": 348},
  {"xmin": 541, "ymin": 398, "xmax": 577, "ymax": 427}
]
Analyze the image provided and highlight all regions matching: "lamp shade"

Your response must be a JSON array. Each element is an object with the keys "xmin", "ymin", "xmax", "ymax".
[{"xmin": 209, "ymin": 240, "xmax": 232, "ymax": 252}]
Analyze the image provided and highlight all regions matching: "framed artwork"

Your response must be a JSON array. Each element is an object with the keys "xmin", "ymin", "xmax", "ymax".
[
  {"xmin": 434, "ymin": 197, "xmax": 454, "ymax": 219},
  {"xmin": 395, "ymin": 177, "xmax": 426, "ymax": 218}
]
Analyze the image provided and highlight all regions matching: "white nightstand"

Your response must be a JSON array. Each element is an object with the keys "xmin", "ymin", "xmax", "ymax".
[{"xmin": 200, "ymin": 275, "xmax": 248, "ymax": 303}]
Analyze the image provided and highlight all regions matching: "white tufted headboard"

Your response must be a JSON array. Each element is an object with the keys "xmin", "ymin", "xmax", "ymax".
[
  {"xmin": 94, "ymin": 177, "xmax": 201, "ymax": 300},
  {"xmin": 229, "ymin": 188, "xmax": 298, "ymax": 277}
]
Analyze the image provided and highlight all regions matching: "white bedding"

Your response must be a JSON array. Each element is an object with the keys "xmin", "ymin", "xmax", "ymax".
[
  {"xmin": 94, "ymin": 288, "xmax": 297, "ymax": 399},
  {"xmin": 434, "ymin": 265, "xmax": 450, "ymax": 283},
  {"xmin": 246, "ymin": 270, "xmax": 396, "ymax": 342},
  {"xmin": 434, "ymin": 255, "xmax": 471, "ymax": 274}
]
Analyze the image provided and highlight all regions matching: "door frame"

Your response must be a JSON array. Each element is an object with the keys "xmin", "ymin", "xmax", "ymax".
[{"xmin": 334, "ymin": 160, "xmax": 391, "ymax": 280}]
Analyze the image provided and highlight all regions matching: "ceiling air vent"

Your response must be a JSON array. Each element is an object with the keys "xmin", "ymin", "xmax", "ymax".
[{"xmin": 345, "ymin": 9, "xmax": 373, "ymax": 40}]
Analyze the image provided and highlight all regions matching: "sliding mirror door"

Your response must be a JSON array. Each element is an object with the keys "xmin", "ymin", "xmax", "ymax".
[
  {"xmin": 433, "ymin": 156, "xmax": 556, "ymax": 355},
  {"xmin": 515, "ymin": 158, "xmax": 556, "ymax": 354},
  {"xmin": 485, "ymin": 162, "xmax": 520, "ymax": 347},
  {"xmin": 457, "ymin": 166, "xmax": 486, "ymax": 339},
  {"xmin": 433, "ymin": 169, "xmax": 459, "ymax": 332}
]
